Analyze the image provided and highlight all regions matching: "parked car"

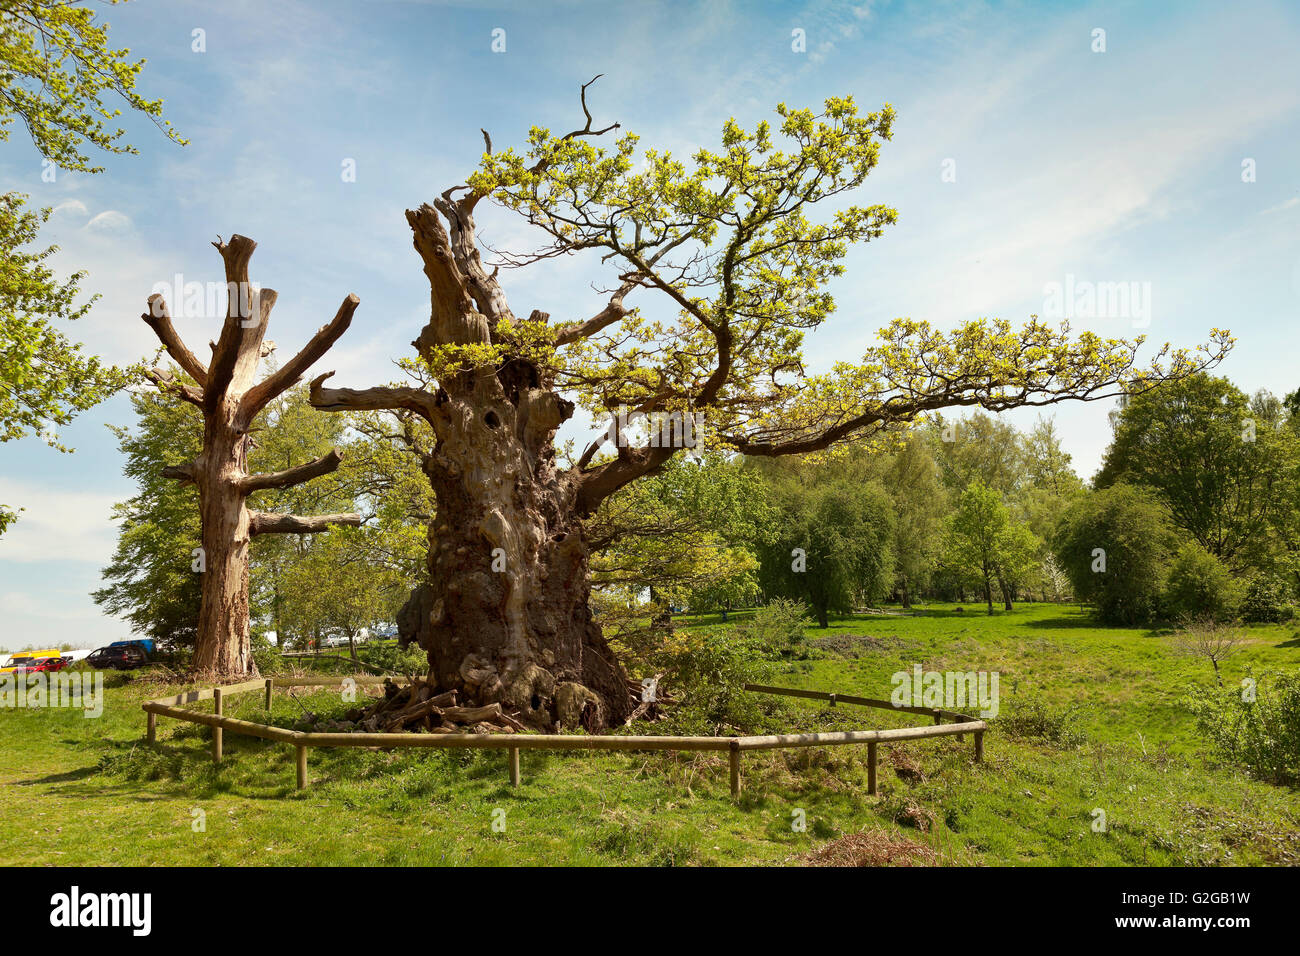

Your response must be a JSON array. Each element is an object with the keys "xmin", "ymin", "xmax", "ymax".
[
  {"xmin": 16, "ymin": 657, "xmax": 70, "ymax": 674},
  {"xmin": 86, "ymin": 644, "xmax": 149, "ymax": 670},
  {"xmin": 109, "ymin": 638, "xmax": 156, "ymax": 656}
]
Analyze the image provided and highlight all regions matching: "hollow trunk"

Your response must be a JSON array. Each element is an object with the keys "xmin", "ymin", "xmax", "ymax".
[
  {"xmin": 400, "ymin": 384, "xmax": 630, "ymax": 730},
  {"xmin": 314, "ymin": 203, "xmax": 664, "ymax": 730}
]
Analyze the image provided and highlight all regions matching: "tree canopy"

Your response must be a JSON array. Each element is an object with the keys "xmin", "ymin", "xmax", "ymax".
[
  {"xmin": 1096, "ymin": 373, "xmax": 1300, "ymax": 571},
  {"xmin": 1, "ymin": 0, "xmax": 184, "ymax": 530}
]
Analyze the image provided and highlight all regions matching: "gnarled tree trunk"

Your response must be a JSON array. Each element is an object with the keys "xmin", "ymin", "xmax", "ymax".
[{"xmin": 313, "ymin": 200, "xmax": 656, "ymax": 729}]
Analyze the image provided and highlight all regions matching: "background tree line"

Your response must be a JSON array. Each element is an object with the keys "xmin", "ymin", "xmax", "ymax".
[{"xmin": 97, "ymin": 368, "xmax": 1300, "ymax": 657}]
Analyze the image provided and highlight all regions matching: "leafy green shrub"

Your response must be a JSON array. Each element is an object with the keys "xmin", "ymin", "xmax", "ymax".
[
  {"xmin": 1052, "ymin": 484, "xmax": 1179, "ymax": 625},
  {"xmin": 997, "ymin": 695, "xmax": 1087, "ymax": 748},
  {"xmin": 1163, "ymin": 543, "xmax": 1242, "ymax": 623},
  {"xmin": 356, "ymin": 640, "xmax": 427, "ymax": 676},
  {"xmin": 1240, "ymin": 574, "xmax": 1297, "ymax": 624},
  {"xmin": 1186, "ymin": 672, "xmax": 1300, "ymax": 785},
  {"xmin": 251, "ymin": 631, "xmax": 283, "ymax": 675},
  {"xmin": 739, "ymin": 598, "xmax": 809, "ymax": 658},
  {"xmin": 653, "ymin": 628, "xmax": 788, "ymax": 736}
]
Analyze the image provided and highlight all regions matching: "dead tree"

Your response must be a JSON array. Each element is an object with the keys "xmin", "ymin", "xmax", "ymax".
[{"xmin": 142, "ymin": 235, "xmax": 361, "ymax": 679}]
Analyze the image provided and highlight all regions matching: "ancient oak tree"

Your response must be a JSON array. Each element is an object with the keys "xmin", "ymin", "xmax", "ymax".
[
  {"xmin": 311, "ymin": 83, "xmax": 1230, "ymax": 728},
  {"xmin": 143, "ymin": 236, "xmax": 361, "ymax": 678}
]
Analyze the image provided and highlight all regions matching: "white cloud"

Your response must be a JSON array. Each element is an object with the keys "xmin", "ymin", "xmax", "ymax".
[
  {"xmin": 49, "ymin": 199, "xmax": 89, "ymax": 221},
  {"xmin": 0, "ymin": 479, "xmax": 119, "ymax": 565},
  {"xmin": 84, "ymin": 210, "xmax": 133, "ymax": 234},
  {"xmin": 0, "ymin": 591, "xmax": 103, "ymax": 621}
]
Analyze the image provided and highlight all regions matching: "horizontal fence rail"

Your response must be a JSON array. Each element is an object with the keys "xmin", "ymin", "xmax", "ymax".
[{"xmin": 141, "ymin": 676, "xmax": 986, "ymax": 797}]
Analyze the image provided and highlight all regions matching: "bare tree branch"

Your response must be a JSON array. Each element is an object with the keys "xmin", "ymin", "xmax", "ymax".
[
  {"xmin": 239, "ymin": 447, "xmax": 345, "ymax": 494},
  {"xmin": 241, "ymin": 293, "xmax": 360, "ymax": 421},
  {"xmin": 143, "ymin": 366, "xmax": 204, "ymax": 406},
  {"xmin": 308, "ymin": 371, "xmax": 444, "ymax": 430},
  {"xmin": 141, "ymin": 295, "xmax": 208, "ymax": 385},
  {"xmin": 553, "ymin": 281, "xmax": 635, "ymax": 347},
  {"xmin": 248, "ymin": 511, "xmax": 362, "ymax": 536},
  {"xmin": 161, "ymin": 461, "xmax": 198, "ymax": 485},
  {"xmin": 206, "ymin": 234, "xmax": 276, "ymax": 409}
]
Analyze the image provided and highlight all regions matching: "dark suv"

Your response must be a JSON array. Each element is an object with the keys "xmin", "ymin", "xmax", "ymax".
[{"xmin": 86, "ymin": 644, "xmax": 149, "ymax": 670}]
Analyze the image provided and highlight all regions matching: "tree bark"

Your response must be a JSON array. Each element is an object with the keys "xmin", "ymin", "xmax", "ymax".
[{"xmin": 996, "ymin": 570, "xmax": 1013, "ymax": 612}]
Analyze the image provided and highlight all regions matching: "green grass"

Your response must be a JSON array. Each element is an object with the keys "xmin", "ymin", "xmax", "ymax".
[{"xmin": 2, "ymin": 603, "xmax": 1297, "ymax": 866}]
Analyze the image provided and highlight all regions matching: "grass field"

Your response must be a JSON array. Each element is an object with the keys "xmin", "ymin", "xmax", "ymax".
[{"xmin": 2, "ymin": 603, "xmax": 1297, "ymax": 866}]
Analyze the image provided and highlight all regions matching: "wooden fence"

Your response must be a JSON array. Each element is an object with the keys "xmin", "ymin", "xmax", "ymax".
[{"xmin": 142, "ymin": 675, "xmax": 986, "ymax": 797}]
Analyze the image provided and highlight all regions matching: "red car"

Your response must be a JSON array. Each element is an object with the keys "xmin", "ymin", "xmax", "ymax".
[{"xmin": 18, "ymin": 657, "xmax": 70, "ymax": 673}]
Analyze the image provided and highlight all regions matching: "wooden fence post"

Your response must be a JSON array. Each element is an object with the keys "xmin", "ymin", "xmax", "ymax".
[
  {"xmin": 146, "ymin": 711, "xmax": 156, "ymax": 745},
  {"xmin": 974, "ymin": 729, "xmax": 984, "ymax": 763},
  {"xmin": 729, "ymin": 740, "xmax": 741, "ymax": 798},
  {"xmin": 509, "ymin": 746, "xmax": 520, "ymax": 787},
  {"xmin": 296, "ymin": 744, "xmax": 307, "ymax": 789},
  {"xmin": 264, "ymin": 678, "xmax": 273, "ymax": 710},
  {"xmin": 212, "ymin": 688, "xmax": 222, "ymax": 763},
  {"xmin": 867, "ymin": 741, "xmax": 878, "ymax": 795}
]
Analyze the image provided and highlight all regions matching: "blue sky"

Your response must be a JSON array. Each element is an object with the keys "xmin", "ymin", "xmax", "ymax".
[{"xmin": 1, "ymin": 0, "xmax": 1298, "ymax": 651}]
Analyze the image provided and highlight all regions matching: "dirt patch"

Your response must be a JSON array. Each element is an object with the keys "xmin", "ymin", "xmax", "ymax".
[
  {"xmin": 888, "ymin": 746, "xmax": 927, "ymax": 783},
  {"xmin": 896, "ymin": 800, "xmax": 936, "ymax": 832},
  {"xmin": 812, "ymin": 633, "xmax": 905, "ymax": 658},
  {"xmin": 804, "ymin": 828, "xmax": 942, "ymax": 867}
]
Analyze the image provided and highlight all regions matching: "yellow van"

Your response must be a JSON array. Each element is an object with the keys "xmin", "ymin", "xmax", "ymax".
[{"xmin": 1, "ymin": 648, "xmax": 62, "ymax": 674}]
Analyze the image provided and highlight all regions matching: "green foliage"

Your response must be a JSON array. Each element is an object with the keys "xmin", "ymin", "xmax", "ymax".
[
  {"xmin": 941, "ymin": 481, "xmax": 1040, "ymax": 612},
  {"xmin": 758, "ymin": 476, "xmax": 894, "ymax": 627},
  {"xmin": 1241, "ymin": 574, "xmax": 1296, "ymax": 624},
  {"xmin": 250, "ymin": 631, "xmax": 282, "ymax": 675},
  {"xmin": 652, "ymin": 628, "xmax": 786, "ymax": 736},
  {"xmin": 591, "ymin": 452, "xmax": 769, "ymax": 614},
  {"xmin": 997, "ymin": 695, "xmax": 1088, "ymax": 748},
  {"xmin": 737, "ymin": 598, "xmax": 809, "ymax": 658},
  {"xmin": 462, "ymin": 90, "xmax": 1226, "ymax": 470},
  {"xmin": 1, "ymin": 192, "xmax": 134, "ymax": 450},
  {"xmin": 1, "ymin": 0, "xmax": 184, "ymax": 528},
  {"xmin": 1164, "ymin": 542, "xmax": 1242, "ymax": 623},
  {"xmin": 356, "ymin": 640, "xmax": 428, "ymax": 677},
  {"xmin": 880, "ymin": 432, "xmax": 946, "ymax": 604},
  {"xmin": 1186, "ymin": 672, "xmax": 1300, "ymax": 786},
  {"xmin": 92, "ymin": 378, "xmax": 205, "ymax": 647},
  {"xmin": 1097, "ymin": 374, "xmax": 1300, "ymax": 571},
  {"xmin": 929, "ymin": 412, "xmax": 1027, "ymax": 499},
  {"xmin": 0, "ymin": 0, "xmax": 185, "ymax": 172},
  {"xmin": 1053, "ymin": 483, "xmax": 1179, "ymax": 625}
]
